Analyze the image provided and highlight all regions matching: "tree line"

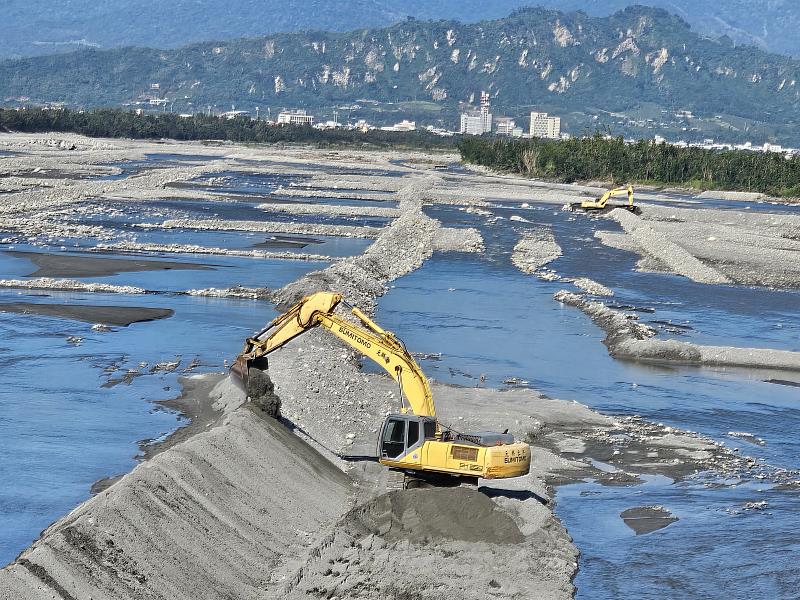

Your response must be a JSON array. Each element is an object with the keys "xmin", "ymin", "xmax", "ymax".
[
  {"xmin": 0, "ymin": 108, "xmax": 455, "ymax": 150},
  {"xmin": 458, "ymin": 135, "xmax": 800, "ymax": 198}
]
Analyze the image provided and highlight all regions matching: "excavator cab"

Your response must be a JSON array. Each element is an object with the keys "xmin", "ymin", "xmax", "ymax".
[{"xmin": 379, "ymin": 414, "xmax": 437, "ymax": 460}]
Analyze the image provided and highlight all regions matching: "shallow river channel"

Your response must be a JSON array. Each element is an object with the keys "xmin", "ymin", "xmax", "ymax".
[{"xmin": 1, "ymin": 158, "xmax": 799, "ymax": 598}]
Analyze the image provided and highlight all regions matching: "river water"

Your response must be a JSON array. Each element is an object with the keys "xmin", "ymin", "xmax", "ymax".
[{"xmin": 375, "ymin": 199, "xmax": 800, "ymax": 598}]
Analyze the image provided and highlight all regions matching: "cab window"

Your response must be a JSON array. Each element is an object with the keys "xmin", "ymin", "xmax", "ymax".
[
  {"xmin": 382, "ymin": 418, "xmax": 406, "ymax": 459},
  {"xmin": 407, "ymin": 421, "xmax": 420, "ymax": 448}
]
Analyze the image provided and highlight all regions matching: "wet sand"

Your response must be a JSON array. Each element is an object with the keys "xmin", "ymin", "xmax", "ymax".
[
  {"xmin": 0, "ymin": 302, "xmax": 173, "ymax": 325},
  {"xmin": 620, "ymin": 506, "xmax": 678, "ymax": 535},
  {"xmin": 140, "ymin": 373, "xmax": 228, "ymax": 460},
  {"xmin": 7, "ymin": 250, "xmax": 214, "ymax": 278}
]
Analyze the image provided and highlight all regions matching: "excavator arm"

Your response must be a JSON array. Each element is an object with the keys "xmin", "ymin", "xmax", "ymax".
[
  {"xmin": 595, "ymin": 184, "xmax": 634, "ymax": 209},
  {"xmin": 232, "ymin": 291, "xmax": 436, "ymax": 418}
]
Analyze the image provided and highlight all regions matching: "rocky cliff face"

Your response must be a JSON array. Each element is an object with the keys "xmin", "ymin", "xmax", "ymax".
[{"xmin": 4, "ymin": 1, "xmax": 800, "ymax": 59}]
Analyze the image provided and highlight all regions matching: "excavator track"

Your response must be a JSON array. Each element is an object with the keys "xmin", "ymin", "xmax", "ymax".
[
  {"xmin": 385, "ymin": 470, "xmax": 407, "ymax": 491},
  {"xmin": 567, "ymin": 203, "xmax": 641, "ymax": 215}
]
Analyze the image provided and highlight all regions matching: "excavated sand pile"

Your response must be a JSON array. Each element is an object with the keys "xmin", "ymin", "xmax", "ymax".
[
  {"xmin": 0, "ymin": 378, "xmax": 353, "ymax": 600},
  {"xmin": 283, "ymin": 488, "xmax": 575, "ymax": 599}
]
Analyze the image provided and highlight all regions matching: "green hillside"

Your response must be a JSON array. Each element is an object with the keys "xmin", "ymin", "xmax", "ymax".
[{"xmin": 2, "ymin": 7, "xmax": 799, "ymax": 143}]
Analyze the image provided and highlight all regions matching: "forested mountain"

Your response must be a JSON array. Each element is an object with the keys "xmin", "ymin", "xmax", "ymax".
[
  {"xmin": 2, "ymin": 6, "xmax": 798, "ymax": 143},
  {"xmin": 2, "ymin": 0, "xmax": 799, "ymax": 59}
]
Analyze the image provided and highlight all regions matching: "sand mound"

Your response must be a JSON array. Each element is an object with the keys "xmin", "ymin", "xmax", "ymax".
[
  {"xmin": 285, "ymin": 487, "xmax": 573, "ymax": 599},
  {"xmin": 0, "ymin": 379, "xmax": 351, "ymax": 600},
  {"xmin": 343, "ymin": 488, "xmax": 525, "ymax": 545}
]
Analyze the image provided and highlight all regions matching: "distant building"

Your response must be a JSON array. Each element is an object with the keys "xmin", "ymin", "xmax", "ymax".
[
  {"xmin": 494, "ymin": 117, "xmax": 516, "ymax": 136},
  {"xmin": 220, "ymin": 110, "xmax": 250, "ymax": 120},
  {"xmin": 392, "ymin": 119, "xmax": 417, "ymax": 132},
  {"xmin": 529, "ymin": 111, "xmax": 561, "ymax": 139},
  {"xmin": 381, "ymin": 119, "xmax": 417, "ymax": 132},
  {"xmin": 460, "ymin": 91, "xmax": 493, "ymax": 135},
  {"xmin": 460, "ymin": 112, "xmax": 487, "ymax": 135},
  {"xmin": 277, "ymin": 110, "xmax": 314, "ymax": 126}
]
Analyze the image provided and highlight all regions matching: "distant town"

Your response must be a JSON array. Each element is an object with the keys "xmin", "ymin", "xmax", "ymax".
[
  {"xmin": 13, "ymin": 87, "xmax": 800, "ymax": 158},
  {"xmin": 213, "ymin": 91, "xmax": 800, "ymax": 157}
]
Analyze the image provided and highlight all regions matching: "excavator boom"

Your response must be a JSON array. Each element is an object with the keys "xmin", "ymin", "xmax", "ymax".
[{"xmin": 232, "ymin": 291, "xmax": 435, "ymax": 417}]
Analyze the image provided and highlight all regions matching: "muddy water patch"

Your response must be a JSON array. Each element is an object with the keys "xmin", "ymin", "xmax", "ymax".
[
  {"xmin": 0, "ymin": 302, "xmax": 173, "ymax": 325},
  {"xmin": 7, "ymin": 250, "xmax": 213, "ymax": 278}
]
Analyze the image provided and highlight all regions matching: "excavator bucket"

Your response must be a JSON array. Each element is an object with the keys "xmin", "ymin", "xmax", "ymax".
[
  {"xmin": 230, "ymin": 353, "xmax": 269, "ymax": 397},
  {"xmin": 229, "ymin": 291, "xmax": 344, "ymax": 396},
  {"xmin": 229, "ymin": 354, "xmax": 250, "ymax": 394}
]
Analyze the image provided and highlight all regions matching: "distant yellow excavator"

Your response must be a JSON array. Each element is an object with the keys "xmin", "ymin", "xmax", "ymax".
[
  {"xmin": 231, "ymin": 291, "xmax": 531, "ymax": 485},
  {"xmin": 569, "ymin": 184, "xmax": 640, "ymax": 214}
]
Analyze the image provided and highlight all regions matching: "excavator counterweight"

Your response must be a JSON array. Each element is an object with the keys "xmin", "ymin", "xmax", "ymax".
[{"xmin": 230, "ymin": 291, "xmax": 530, "ymax": 483}]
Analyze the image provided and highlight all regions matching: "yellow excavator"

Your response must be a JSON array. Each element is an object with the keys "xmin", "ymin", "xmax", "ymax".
[
  {"xmin": 231, "ymin": 291, "xmax": 531, "ymax": 485},
  {"xmin": 569, "ymin": 184, "xmax": 640, "ymax": 214}
]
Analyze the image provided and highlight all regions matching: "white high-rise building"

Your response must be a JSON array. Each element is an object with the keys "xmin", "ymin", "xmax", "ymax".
[
  {"xmin": 529, "ymin": 111, "xmax": 561, "ymax": 139},
  {"xmin": 459, "ymin": 91, "xmax": 493, "ymax": 135}
]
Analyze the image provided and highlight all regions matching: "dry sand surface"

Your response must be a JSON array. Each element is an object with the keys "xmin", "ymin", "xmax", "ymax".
[{"xmin": 598, "ymin": 205, "xmax": 800, "ymax": 288}]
